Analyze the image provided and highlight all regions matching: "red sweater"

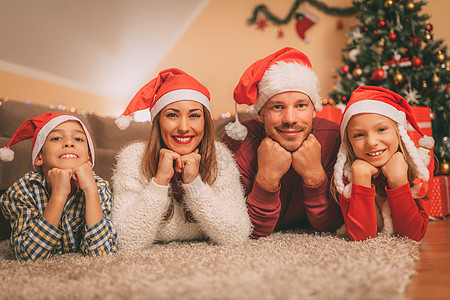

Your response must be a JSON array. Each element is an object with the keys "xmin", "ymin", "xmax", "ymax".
[
  {"xmin": 221, "ymin": 118, "xmax": 344, "ymax": 238},
  {"xmin": 339, "ymin": 176, "xmax": 430, "ymax": 242}
]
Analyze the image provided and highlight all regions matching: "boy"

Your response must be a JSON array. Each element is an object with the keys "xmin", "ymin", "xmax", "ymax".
[{"xmin": 0, "ymin": 113, "xmax": 117, "ymax": 261}]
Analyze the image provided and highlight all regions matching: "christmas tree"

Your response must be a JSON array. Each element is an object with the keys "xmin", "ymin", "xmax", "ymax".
[{"xmin": 329, "ymin": 0, "xmax": 449, "ymax": 172}]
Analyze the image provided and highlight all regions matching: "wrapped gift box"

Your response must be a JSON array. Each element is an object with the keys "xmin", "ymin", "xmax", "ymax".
[
  {"xmin": 429, "ymin": 176, "xmax": 450, "ymax": 218},
  {"xmin": 407, "ymin": 106, "xmax": 432, "ymax": 145},
  {"xmin": 316, "ymin": 105, "xmax": 342, "ymax": 124}
]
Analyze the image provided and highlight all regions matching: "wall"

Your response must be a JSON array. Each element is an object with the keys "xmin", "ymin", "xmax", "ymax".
[{"xmin": 0, "ymin": 0, "xmax": 448, "ymax": 117}]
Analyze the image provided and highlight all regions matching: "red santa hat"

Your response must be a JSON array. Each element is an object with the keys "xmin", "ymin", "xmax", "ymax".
[
  {"xmin": 0, "ymin": 113, "xmax": 95, "ymax": 168},
  {"xmin": 225, "ymin": 47, "xmax": 321, "ymax": 140},
  {"xmin": 115, "ymin": 68, "xmax": 210, "ymax": 129},
  {"xmin": 333, "ymin": 86, "xmax": 434, "ymax": 199}
]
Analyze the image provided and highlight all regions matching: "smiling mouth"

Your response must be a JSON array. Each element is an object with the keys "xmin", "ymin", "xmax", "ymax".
[
  {"xmin": 367, "ymin": 150, "xmax": 385, "ymax": 157},
  {"xmin": 172, "ymin": 136, "xmax": 194, "ymax": 144},
  {"xmin": 59, "ymin": 154, "xmax": 78, "ymax": 159}
]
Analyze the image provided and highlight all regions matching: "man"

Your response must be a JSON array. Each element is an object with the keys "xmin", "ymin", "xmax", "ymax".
[{"xmin": 222, "ymin": 47, "xmax": 344, "ymax": 238}]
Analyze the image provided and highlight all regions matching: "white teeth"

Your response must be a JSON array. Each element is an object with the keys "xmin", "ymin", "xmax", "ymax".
[
  {"xmin": 368, "ymin": 151, "xmax": 383, "ymax": 156},
  {"xmin": 60, "ymin": 154, "xmax": 78, "ymax": 158},
  {"xmin": 174, "ymin": 137, "xmax": 192, "ymax": 142}
]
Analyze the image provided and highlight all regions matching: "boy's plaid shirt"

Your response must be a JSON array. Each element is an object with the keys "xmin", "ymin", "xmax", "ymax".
[{"xmin": 0, "ymin": 171, "xmax": 117, "ymax": 261}]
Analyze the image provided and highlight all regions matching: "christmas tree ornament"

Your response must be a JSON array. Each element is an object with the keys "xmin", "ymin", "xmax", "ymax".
[
  {"xmin": 393, "ymin": 71, "xmax": 404, "ymax": 84},
  {"xmin": 406, "ymin": 2, "xmax": 416, "ymax": 12},
  {"xmin": 405, "ymin": 88, "xmax": 420, "ymax": 104},
  {"xmin": 371, "ymin": 68, "xmax": 385, "ymax": 82},
  {"xmin": 411, "ymin": 57, "xmax": 423, "ymax": 68},
  {"xmin": 432, "ymin": 73, "xmax": 441, "ymax": 84},
  {"xmin": 378, "ymin": 38, "xmax": 385, "ymax": 47},
  {"xmin": 277, "ymin": 28, "xmax": 285, "ymax": 39},
  {"xmin": 385, "ymin": 0, "xmax": 394, "ymax": 8},
  {"xmin": 422, "ymin": 80, "xmax": 428, "ymax": 88},
  {"xmin": 425, "ymin": 22, "xmax": 433, "ymax": 32},
  {"xmin": 409, "ymin": 36, "xmax": 421, "ymax": 46},
  {"xmin": 352, "ymin": 66, "xmax": 363, "ymax": 78},
  {"xmin": 388, "ymin": 31, "xmax": 397, "ymax": 41},
  {"xmin": 295, "ymin": 9, "xmax": 318, "ymax": 43},
  {"xmin": 256, "ymin": 17, "xmax": 268, "ymax": 30},
  {"xmin": 341, "ymin": 65, "xmax": 350, "ymax": 74},
  {"xmin": 436, "ymin": 51, "xmax": 446, "ymax": 63},
  {"xmin": 424, "ymin": 31, "xmax": 432, "ymax": 41},
  {"xmin": 439, "ymin": 161, "xmax": 450, "ymax": 175},
  {"xmin": 348, "ymin": 48, "xmax": 361, "ymax": 62},
  {"xmin": 377, "ymin": 20, "xmax": 386, "ymax": 28}
]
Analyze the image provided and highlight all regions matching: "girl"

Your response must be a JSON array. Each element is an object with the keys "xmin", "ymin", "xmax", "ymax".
[
  {"xmin": 111, "ymin": 68, "xmax": 252, "ymax": 250},
  {"xmin": 333, "ymin": 86, "xmax": 434, "ymax": 241}
]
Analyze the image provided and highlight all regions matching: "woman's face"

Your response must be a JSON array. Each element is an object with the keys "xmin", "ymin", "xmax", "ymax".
[
  {"xmin": 347, "ymin": 113, "xmax": 399, "ymax": 168},
  {"xmin": 159, "ymin": 100, "xmax": 205, "ymax": 155}
]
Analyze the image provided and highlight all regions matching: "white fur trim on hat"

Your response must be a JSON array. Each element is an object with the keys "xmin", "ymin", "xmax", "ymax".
[
  {"xmin": 32, "ymin": 115, "xmax": 95, "ymax": 169},
  {"xmin": 115, "ymin": 115, "xmax": 132, "ymax": 130},
  {"xmin": 150, "ymin": 89, "xmax": 210, "ymax": 121},
  {"xmin": 340, "ymin": 100, "xmax": 407, "ymax": 140},
  {"xmin": 255, "ymin": 61, "xmax": 321, "ymax": 112}
]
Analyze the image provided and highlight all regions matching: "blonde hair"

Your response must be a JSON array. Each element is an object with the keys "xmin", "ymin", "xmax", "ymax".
[
  {"xmin": 141, "ymin": 106, "xmax": 217, "ymax": 221},
  {"xmin": 332, "ymin": 118, "xmax": 419, "ymax": 202}
]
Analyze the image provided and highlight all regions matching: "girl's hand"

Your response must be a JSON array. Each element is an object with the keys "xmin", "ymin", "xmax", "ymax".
[
  {"xmin": 72, "ymin": 162, "xmax": 96, "ymax": 193},
  {"xmin": 180, "ymin": 149, "xmax": 201, "ymax": 184},
  {"xmin": 154, "ymin": 148, "xmax": 181, "ymax": 186},
  {"xmin": 351, "ymin": 159, "xmax": 379, "ymax": 188},
  {"xmin": 381, "ymin": 152, "xmax": 409, "ymax": 189}
]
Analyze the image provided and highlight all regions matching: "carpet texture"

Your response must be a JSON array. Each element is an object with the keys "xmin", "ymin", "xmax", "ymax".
[{"xmin": 0, "ymin": 232, "xmax": 420, "ymax": 300}]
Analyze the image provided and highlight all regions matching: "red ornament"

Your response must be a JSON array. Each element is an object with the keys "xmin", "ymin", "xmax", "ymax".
[
  {"xmin": 371, "ymin": 69, "xmax": 385, "ymax": 82},
  {"xmin": 277, "ymin": 28, "xmax": 284, "ymax": 38},
  {"xmin": 426, "ymin": 23, "xmax": 433, "ymax": 31},
  {"xmin": 411, "ymin": 57, "xmax": 423, "ymax": 68},
  {"xmin": 409, "ymin": 36, "xmax": 421, "ymax": 46},
  {"xmin": 377, "ymin": 20, "xmax": 386, "ymax": 27},
  {"xmin": 388, "ymin": 32, "xmax": 397, "ymax": 41},
  {"xmin": 256, "ymin": 18, "xmax": 268, "ymax": 31},
  {"xmin": 341, "ymin": 65, "xmax": 350, "ymax": 74}
]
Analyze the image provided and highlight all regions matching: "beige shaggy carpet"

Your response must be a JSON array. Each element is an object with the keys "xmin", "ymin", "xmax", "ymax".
[{"xmin": 0, "ymin": 232, "xmax": 420, "ymax": 300}]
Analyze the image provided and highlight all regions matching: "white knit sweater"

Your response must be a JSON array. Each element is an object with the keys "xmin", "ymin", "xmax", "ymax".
[{"xmin": 111, "ymin": 141, "xmax": 252, "ymax": 250}]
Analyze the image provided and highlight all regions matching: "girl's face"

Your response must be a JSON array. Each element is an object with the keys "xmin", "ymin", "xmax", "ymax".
[
  {"xmin": 159, "ymin": 100, "xmax": 205, "ymax": 155},
  {"xmin": 347, "ymin": 113, "xmax": 399, "ymax": 168}
]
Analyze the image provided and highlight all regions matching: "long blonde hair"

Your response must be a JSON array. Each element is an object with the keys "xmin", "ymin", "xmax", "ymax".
[{"xmin": 141, "ymin": 105, "xmax": 218, "ymax": 221}]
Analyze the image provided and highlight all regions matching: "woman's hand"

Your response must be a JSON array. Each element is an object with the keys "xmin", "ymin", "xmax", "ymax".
[
  {"xmin": 180, "ymin": 149, "xmax": 201, "ymax": 184},
  {"xmin": 351, "ymin": 159, "xmax": 380, "ymax": 188},
  {"xmin": 381, "ymin": 152, "xmax": 408, "ymax": 189},
  {"xmin": 154, "ymin": 148, "xmax": 182, "ymax": 186}
]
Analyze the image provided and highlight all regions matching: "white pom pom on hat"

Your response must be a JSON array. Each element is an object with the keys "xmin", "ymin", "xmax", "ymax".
[
  {"xmin": 116, "ymin": 68, "xmax": 211, "ymax": 129},
  {"xmin": 226, "ymin": 47, "xmax": 321, "ymax": 140}
]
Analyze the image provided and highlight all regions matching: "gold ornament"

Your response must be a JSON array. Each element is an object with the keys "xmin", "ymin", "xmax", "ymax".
[
  {"xmin": 439, "ymin": 161, "xmax": 450, "ymax": 175},
  {"xmin": 422, "ymin": 80, "xmax": 428, "ymax": 88},
  {"xmin": 385, "ymin": 0, "xmax": 394, "ymax": 8},
  {"xmin": 436, "ymin": 51, "xmax": 446, "ymax": 63},
  {"xmin": 352, "ymin": 67, "xmax": 363, "ymax": 78},
  {"xmin": 406, "ymin": 2, "xmax": 415, "ymax": 11},
  {"xmin": 432, "ymin": 73, "xmax": 441, "ymax": 84},
  {"xmin": 378, "ymin": 38, "xmax": 385, "ymax": 47},
  {"xmin": 393, "ymin": 71, "xmax": 404, "ymax": 84},
  {"xmin": 424, "ymin": 31, "xmax": 432, "ymax": 41}
]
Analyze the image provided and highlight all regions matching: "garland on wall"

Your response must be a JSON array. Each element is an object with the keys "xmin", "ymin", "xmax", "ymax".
[{"xmin": 249, "ymin": 0, "xmax": 357, "ymax": 41}]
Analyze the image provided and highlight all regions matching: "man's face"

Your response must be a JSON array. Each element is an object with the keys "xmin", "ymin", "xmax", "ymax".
[{"xmin": 258, "ymin": 91, "xmax": 315, "ymax": 152}]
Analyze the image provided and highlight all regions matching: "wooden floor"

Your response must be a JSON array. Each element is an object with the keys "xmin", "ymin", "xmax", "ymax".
[{"xmin": 405, "ymin": 217, "xmax": 450, "ymax": 300}]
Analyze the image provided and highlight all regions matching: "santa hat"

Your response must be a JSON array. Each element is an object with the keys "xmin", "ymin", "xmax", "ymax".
[
  {"xmin": 225, "ymin": 47, "xmax": 321, "ymax": 140},
  {"xmin": 115, "ymin": 68, "xmax": 210, "ymax": 129},
  {"xmin": 333, "ymin": 86, "xmax": 434, "ymax": 199},
  {"xmin": 0, "ymin": 113, "xmax": 95, "ymax": 168}
]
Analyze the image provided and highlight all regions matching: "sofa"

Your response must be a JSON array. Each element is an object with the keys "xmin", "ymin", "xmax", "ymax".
[{"xmin": 0, "ymin": 99, "xmax": 252, "ymax": 240}]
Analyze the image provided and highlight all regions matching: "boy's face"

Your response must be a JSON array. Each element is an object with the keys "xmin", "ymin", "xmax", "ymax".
[{"xmin": 34, "ymin": 120, "xmax": 91, "ymax": 173}]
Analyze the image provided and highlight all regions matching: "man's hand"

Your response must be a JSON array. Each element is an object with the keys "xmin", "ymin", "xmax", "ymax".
[
  {"xmin": 292, "ymin": 134, "xmax": 326, "ymax": 187},
  {"xmin": 381, "ymin": 152, "xmax": 408, "ymax": 189},
  {"xmin": 255, "ymin": 138, "xmax": 292, "ymax": 191}
]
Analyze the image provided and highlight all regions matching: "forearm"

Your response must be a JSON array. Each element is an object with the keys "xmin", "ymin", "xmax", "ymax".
[
  {"xmin": 84, "ymin": 189, "xmax": 103, "ymax": 228},
  {"xmin": 387, "ymin": 184, "xmax": 429, "ymax": 241}
]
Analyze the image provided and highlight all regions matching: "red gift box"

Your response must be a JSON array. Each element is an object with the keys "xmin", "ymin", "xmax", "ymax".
[
  {"xmin": 316, "ymin": 105, "xmax": 342, "ymax": 124},
  {"xmin": 429, "ymin": 176, "xmax": 450, "ymax": 218},
  {"xmin": 407, "ymin": 106, "xmax": 432, "ymax": 145}
]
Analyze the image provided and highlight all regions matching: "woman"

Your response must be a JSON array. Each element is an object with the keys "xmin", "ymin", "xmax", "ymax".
[{"xmin": 112, "ymin": 68, "xmax": 252, "ymax": 250}]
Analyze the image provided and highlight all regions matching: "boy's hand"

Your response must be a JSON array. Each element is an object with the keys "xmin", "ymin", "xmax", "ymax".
[
  {"xmin": 381, "ymin": 152, "xmax": 408, "ymax": 189},
  {"xmin": 351, "ymin": 159, "xmax": 380, "ymax": 188},
  {"xmin": 47, "ymin": 168, "xmax": 73, "ymax": 200},
  {"xmin": 72, "ymin": 162, "xmax": 96, "ymax": 193}
]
